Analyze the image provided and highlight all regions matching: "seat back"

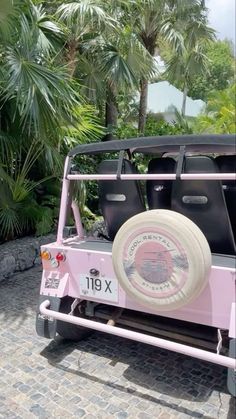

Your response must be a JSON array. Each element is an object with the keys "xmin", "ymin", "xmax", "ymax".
[
  {"xmin": 98, "ymin": 159, "xmax": 145, "ymax": 240},
  {"xmin": 215, "ymin": 155, "xmax": 236, "ymax": 240},
  {"xmin": 171, "ymin": 156, "xmax": 236, "ymax": 255},
  {"xmin": 146, "ymin": 157, "xmax": 176, "ymax": 209}
]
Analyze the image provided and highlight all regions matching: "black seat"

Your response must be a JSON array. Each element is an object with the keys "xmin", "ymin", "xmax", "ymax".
[
  {"xmin": 146, "ymin": 157, "xmax": 176, "ymax": 209},
  {"xmin": 171, "ymin": 156, "xmax": 236, "ymax": 255},
  {"xmin": 215, "ymin": 155, "xmax": 236, "ymax": 240},
  {"xmin": 98, "ymin": 159, "xmax": 145, "ymax": 240}
]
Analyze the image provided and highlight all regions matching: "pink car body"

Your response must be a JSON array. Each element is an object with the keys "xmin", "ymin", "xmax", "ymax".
[{"xmin": 36, "ymin": 134, "xmax": 236, "ymax": 395}]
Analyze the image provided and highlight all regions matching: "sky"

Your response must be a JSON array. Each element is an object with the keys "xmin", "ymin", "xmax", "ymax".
[{"xmin": 207, "ymin": 0, "xmax": 235, "ymax": 41}]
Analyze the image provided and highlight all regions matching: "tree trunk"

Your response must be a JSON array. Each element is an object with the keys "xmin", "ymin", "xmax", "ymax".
[
  {"xmin": 181, "ymin": 85, "xmax": 188, "ymax": 117},
  {"xmin": 66, "ymin": 39, "xmax": 78, "ymax": 78},
  {"xmin": 138, "ymin": 78, "xmax": 148, "ymax": 135},
  {"xmin": 137, "ymin": 35, "xmax": 155, "ymax": 135},
  {"xmin": 102, "ymin": 87, "xmax": 118, "ymax": 141}
]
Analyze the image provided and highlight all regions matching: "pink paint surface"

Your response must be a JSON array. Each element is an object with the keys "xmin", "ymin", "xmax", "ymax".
[{"xmin": 40, "ymin": 241, "xmax": 236, "ymax": 333}]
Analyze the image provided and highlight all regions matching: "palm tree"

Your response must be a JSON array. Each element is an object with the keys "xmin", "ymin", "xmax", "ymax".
[
  {"xmin": 0, "ymin": 2, "xmax": 78, "ymax": 140},
  {"xmin": 56, "ymin": 1, "xmax": 115, "ymax": 78},
  {"xmin": 165, "ymin": 7, "xmax": 215, "ymax": 116},
  {"xmin": 94, "ymin": 29, "xmax": 155, "ymax": 139},
  {"xmin": 0, "ymin": 1, "xmax": 102, "ymax": 240},
  {"xmin": 0, "ymin": 1, "xmax": 102, "ymax": 158},
  {"xmin": 122, "ymin": 0, "xmax": 214, "ymax": 132},
  {"xmin": 56, "ymin": 1, "xmax": 156, "ymax": 139}
]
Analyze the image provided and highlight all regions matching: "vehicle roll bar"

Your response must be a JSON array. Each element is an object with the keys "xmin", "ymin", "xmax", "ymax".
[{"xmin": 40, "ymin": 300, "xmax": 236, "ymax": 371}]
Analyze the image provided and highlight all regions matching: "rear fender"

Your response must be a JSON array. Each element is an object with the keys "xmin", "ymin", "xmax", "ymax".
[{"xmin": 36, "ymin": 295, "xmax": 61, "ymax": 339}]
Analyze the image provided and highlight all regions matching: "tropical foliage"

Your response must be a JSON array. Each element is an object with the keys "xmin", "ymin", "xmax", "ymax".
[
  {"xmin": 117, "ymin": 109, "xmax": 193, "ymax": 139},
  {"xmin": 121, "ymin": 0, "xmax": 215, "ymax": 129},
  {"xmin": 0, "ymin": 1, "xmax": 102, "ymax": 241},
  {"xmin": 194, "ymin": 84, "xmax": 236, "ymax": 134},
  {"xmin": 188, "ymin": 40, "xmax": 235, "ymax": 101},
  {"xmin": 0, "ymin": 0, "xmax": 233, "ymax": 242},
  {"xmin": 56, "ymin": 0, "xmax": 156, "ymax": 139},
  {"xmin": 164, "ymin": 3, "xmax": 215, "ymax": 115}
]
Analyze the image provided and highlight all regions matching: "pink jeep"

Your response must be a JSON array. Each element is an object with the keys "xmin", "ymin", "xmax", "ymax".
[{"xmin": 36, "ymin": 134, "xmax": 236, "ymax": 396}]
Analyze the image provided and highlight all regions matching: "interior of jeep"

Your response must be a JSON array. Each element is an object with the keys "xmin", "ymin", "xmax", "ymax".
[{"xmin": 98, "ymin": 155, "xmax": 236, "ymax": 256}]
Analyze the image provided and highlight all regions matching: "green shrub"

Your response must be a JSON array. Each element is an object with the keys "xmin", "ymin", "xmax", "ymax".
[
  {"xmin": 117, "ymin": 113, "xmax": 193, "ymax": 139},
  {"xmin": 194, "ymin": 84, "xmax": 236, "ymax": 134}
]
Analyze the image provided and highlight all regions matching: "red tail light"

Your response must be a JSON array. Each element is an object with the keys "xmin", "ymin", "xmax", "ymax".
[{"xmin": 56, "ymin": 252, "xmax": 66, "ymax": 262}]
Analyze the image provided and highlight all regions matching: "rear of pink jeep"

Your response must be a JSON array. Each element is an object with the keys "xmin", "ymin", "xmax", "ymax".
[{"xmin": 36, "ymin": 134, "xmax": 236, "ymax": 396}]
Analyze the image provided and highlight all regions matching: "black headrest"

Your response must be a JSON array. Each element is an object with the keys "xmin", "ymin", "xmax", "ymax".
[
  {"xmin": 171, "ymin": 156, "xmax": 235, "ymax": 255},
  {"xmin": 98, "ymin": 159, "xmax": 145, "ymax": 240}
]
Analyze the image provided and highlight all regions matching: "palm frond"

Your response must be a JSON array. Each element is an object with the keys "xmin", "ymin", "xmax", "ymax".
[
  {"xmin": 0, "ymin": 206, "xmax": 22, "ymax": 239},
  {"xmin": 0, "ymin": 131, "xmax": 17, "ymax": 166},
  {"xmin": 3, "ymin": 46, "xmax": 79, "ymax": 138},
  {"xmin": 57, "ymin": 1, "xmax": 116, "ymax": 33},
  {"xmin": 160, "ymin": 20, "xmax": 185, "ymax": 54},
  {"xmin": 0, "ymin": 0, "xmax": 24, "ymax": 40},
  {"xmin": 77, "ymin": 54, "xmax": 105, "ymax": 103},
  {"xmin": 99, "ymin": 31, "xmax": 157, "ymax": 89},
  {"xmin": 62, "ymin": 104, "xmax": 104, "ymax": 148},
  {"xmin": 185, "ymin": 20, "xmax": 215, "ymax": 49},
  {"xmin": 35, "ymin": 207, "xmax": 54, "ymax": 236},
  {"xmin": 0, "ymin": 180, "xmax": 22, "ymax": 239},
  {"xmin": 30, "ymin": 4, "xmax": 64, "ymax": 54}
]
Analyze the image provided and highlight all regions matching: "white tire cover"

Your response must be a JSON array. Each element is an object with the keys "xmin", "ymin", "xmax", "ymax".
[{"xmin": 112, "ymin": 210, "xmax": 212, "ymax": 311}]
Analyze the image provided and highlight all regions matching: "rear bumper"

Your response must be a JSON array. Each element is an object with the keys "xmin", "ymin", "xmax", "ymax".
[
  {"xmin": 39, "ymin": 299, "xmax": 236, "ymax": 370},
  {"xmin": 40, "ymin": 262, "xmax": 236, "ymax": 331}
]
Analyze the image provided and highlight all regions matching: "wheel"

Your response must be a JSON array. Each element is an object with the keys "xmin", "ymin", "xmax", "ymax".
[
  {"xmin": 56, "ymin": 296, "xmax": 92, "ymax": 341},
  {"xmin": 227, "ymin": 338, "xmax": 236, "ymax": 397},
  {"xmin": 112, "ymin": 210, "xmax": 212, "ymax": 311}
]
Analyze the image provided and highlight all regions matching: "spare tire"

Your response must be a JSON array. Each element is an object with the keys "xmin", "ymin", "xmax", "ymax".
[{"xmin": 112, "ymin": 210, "xmax": 211, "ymax": 311}]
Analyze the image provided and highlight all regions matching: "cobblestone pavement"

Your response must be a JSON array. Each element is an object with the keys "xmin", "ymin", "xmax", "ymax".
[{"xmin": 0, "ymin": 267, "xmax": 235, "ymax": 419}]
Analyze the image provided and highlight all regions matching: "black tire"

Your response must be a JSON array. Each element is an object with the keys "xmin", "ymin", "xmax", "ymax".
[
  {"xmin": 56, "ymin": 296, "xmax": 92, "ymax": 342},
  {"xmin": 227, "ymin": 338, "xmax": 236, "ymax": 397}
]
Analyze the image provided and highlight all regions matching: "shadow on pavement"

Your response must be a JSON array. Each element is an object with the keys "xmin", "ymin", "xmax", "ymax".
[{"xmin": 40, "ymin": 332, "xmax": 235, "ymax": 417}]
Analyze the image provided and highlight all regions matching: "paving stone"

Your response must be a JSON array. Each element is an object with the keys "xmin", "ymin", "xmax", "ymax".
[
  {"xmin": 137, "ymin": 412, "xmax": 153, "ymax": 419},
  {"xmin": 29, "ymin": 404, "xmax": 47, "ymax": 417},
  {"xmin": 74, "ymin": 408, "xmax": 86, "ymax": 417},
  {"xmin": 116, "ymin": 412, "xmax": 129, "ymax": 419},
  {"xmin": 18, "ymin": 384, "xmax": 31, "ymax": 394},
  {"xmin": 30, "ymin": 393, "xmax": 43, "ymax": 401}
]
